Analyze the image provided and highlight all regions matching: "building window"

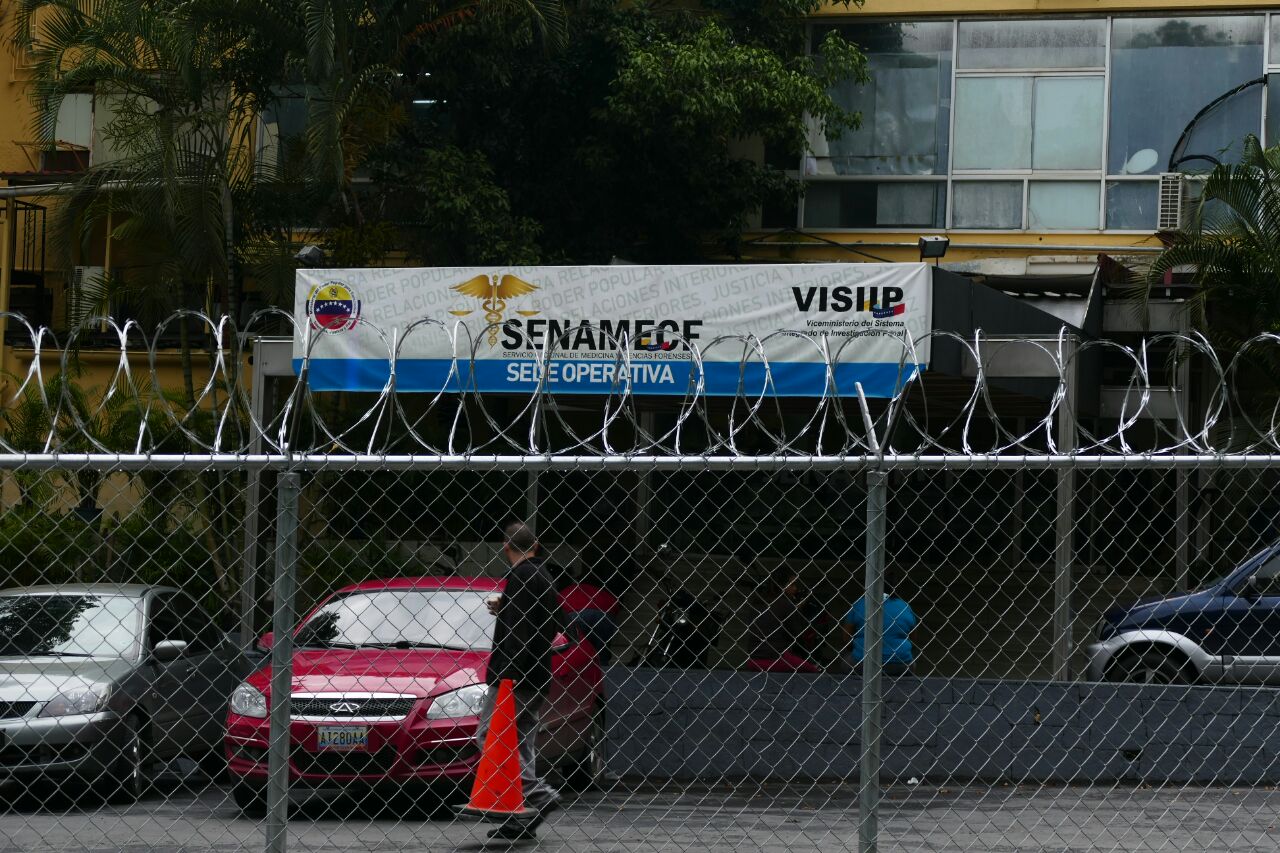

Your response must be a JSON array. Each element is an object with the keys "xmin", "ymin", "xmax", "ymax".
[
  {"xmin": 953, "ymin": 77, "xmax": 1033, "ymax": 171},
  {"xmin": 1031, "ymin": 78, "xmax": 1105, "ymax": 170},
  {"xmin": 811, "ymin": 22, "xmax": 952, "ymax": 178},
  {"xmin": 950, "ymin": 76, "xmax": 1104, "ymax": 172},
  {"xmin": 1263, "ymin": 21, "xmax": 1280, "ymax": 148},
  {"xmin": 1105, "ymin": 181, "xmax": 1159, "ymax": 230},
  {"xmin": 797, "ymin": 12, "xmax": 1271, "ymax": 233},
  {"xmin": 803, "ymin": 181, "xmax": 945, "ymax": 229},
  {"xmin": 950, "ymin": 19, "xmax": 1104, "ymax": 230},
  {"xmin": 956, "ymin": 19, "xmax": 1106, "ymax": 70},
  {"xmin": 1266, "ymin": 73, "xmax": 1280, "ymax": 147},
  {"xmin": 256, "ymin": 87, "xmax": 309, "ymax": 176},
  {"xmin": 1027, "ymin": 182, "xmax": 1101, "ymax": 230},
  {"xmin": 951, "ymin": 181, "xmax": 1022, "ymax": 229},
  {"xmin": 1109, "ymin": 16, "xmax": 1263, "ymax": 175},
  {"xmin": 91, "ymin": 92, "xmax": 126, "ymax": 165},
  {"xmin": 41, "ymin": 93, "xmax": 92, "ymax": 172},
  {"xmin": 54, "ymin": 94, "xmax": 93, "ymax": 150}
]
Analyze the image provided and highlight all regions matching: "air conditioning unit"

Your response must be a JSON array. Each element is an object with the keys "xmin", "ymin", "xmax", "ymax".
[
  {"xmin": 1157, "ymin": 173, "xmax": 1185, "ymax": 231},
  {"xmin": 70, "ymin": 265, "xmax": 107, "ymax": 290},
  {"xmin": 69, "ymin": 265, "xmax": 108, "ymax": 327}
]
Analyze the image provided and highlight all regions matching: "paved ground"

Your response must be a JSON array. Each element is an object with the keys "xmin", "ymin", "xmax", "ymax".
[{"xmin": 1, "ymin": 779, "xmax": 1279, "ymax": 852}]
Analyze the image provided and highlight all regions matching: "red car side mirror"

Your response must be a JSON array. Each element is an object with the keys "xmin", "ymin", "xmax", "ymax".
[
  {"xmin": 257, "ymin": 632, "xmax": 274, "ymax": 653},
  {"xmin": 551, "ymin": 631, "xmax": 571, "ymax": 653}
]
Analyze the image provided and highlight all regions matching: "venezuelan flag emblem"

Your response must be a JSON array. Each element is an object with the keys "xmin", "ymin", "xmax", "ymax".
[{"xmin": 306, "ymin": 282, "xmax": 362, "ymax": 333}]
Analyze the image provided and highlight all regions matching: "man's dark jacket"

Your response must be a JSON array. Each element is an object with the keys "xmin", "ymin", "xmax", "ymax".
[{"xmin": 487, "ymin": 557, "xmax": 557, "ymax": 693}]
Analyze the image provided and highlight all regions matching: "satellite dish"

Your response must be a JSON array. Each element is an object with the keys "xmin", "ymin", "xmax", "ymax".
[{"xmin": 1122, "ymin": 148, "xmax": 1159, "ymax": 175}]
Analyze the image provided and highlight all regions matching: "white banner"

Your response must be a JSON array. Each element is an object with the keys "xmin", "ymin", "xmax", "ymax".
[{"xmin": 293, "ymin": 264, "xmax": 931, "ymax": 396}]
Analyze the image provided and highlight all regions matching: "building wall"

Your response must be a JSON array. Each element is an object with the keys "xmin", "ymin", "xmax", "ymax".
[
  {"xmin": 819, "ymin": 0, "xmax": 1280, "ymax": 15},
  {"xmin": 0, "ymin": 7, "xmax": 42, "ymax": 175},
  {"xmin": 751, "ymin": 2, "xmax": 1280, "ymax": 269},
  {"xmin": 1, "ymin": 346, "xmax": 238, "ymax": 403},
  {"xmin": 10, "ymin": 3, "xmax": 1251, "ymax": 284},
  {"xmin": 607, "ymin": 668, "xmax": 1280, "ymax": 784}
]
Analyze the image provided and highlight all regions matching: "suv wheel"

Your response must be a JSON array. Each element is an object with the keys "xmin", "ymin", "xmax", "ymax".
[{"xmin": 1111, "ymin": 647, "xmax": 1190, "ymax": 685}]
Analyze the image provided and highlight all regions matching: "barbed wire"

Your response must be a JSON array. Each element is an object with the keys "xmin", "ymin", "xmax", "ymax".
[
  {"xmin": 1, "ymin": 313, "xmax": 1280, "ymax": 853},
  {"xmin": 4, "ymin": 310, "xmax": 1280, "ymax": 458}
]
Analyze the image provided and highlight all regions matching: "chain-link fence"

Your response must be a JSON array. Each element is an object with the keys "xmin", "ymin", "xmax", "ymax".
[{"xmin": 3, "ymin": 317, "xmax": 1280, "ymax": 852}]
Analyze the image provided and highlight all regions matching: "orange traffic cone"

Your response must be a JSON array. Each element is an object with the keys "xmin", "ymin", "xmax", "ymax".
[{"xmin": 461, "ymin": 679, "xmax": 537, "ymax": 820}]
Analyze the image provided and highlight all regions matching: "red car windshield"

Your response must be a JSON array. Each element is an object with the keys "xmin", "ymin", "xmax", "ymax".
[{"xmin": 296, "ymin": 589, "xmax": 496, "ymax": 652}]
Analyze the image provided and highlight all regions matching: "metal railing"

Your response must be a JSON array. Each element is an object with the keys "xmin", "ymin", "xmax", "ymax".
[{"xmin": 0, "ymin": 314, "xmax": 1275, "ymax": 853}]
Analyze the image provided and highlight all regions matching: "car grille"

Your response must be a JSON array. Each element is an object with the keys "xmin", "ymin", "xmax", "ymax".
[
  {"xmin": 0, "ymin": 702, "xmax": 35, "ymax": 720},
  {"xmin": 412, "ymin": 743, "xmax": 479, "ymax": 767},
  {"xmin": 292, "ymin": 747, "xmax": 397, "ymax": 777},
  {"xmin": 290, "ymin": 697, "xmax": 416, "ymax": 719},
  {"xmin": 231, "ymin": 743, "xmax": 267, "ymax": 764}
]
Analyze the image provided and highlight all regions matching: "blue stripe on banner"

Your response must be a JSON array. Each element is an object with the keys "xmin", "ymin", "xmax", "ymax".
[{"xmin": 292, "ymin": 358, "xmax": 925, "ymax": 398}]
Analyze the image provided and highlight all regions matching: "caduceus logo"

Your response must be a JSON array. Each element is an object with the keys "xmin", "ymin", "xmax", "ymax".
[{"xmin": 448, "ymin": 273, "xmax": 540, "ymax": 346}]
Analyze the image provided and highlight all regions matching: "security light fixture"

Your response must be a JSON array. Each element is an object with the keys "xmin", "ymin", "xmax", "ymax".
[
  {"xmin": 918, "ymin": 236, "xmax": 950, "ymax": 264},
  {"xmin": 295, "ymin": 245, "xmax": 326, "ymax": 267}
]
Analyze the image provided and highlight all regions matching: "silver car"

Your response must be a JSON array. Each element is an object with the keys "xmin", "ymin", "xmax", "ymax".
[{"xmin": 0, "ymin": 584, "xmax": 252, "ymax": 802}]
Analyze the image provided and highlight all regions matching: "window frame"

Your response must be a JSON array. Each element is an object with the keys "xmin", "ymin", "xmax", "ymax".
[
  {"xmin": 792, "ymin": 11, "xmax": 1272, "ymax": 235},
  {"xmin": 949, "ymin": 72, "xmax": 1107, "ymax": 176}
]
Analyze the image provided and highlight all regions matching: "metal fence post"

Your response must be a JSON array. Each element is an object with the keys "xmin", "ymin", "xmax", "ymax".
[
  {"xmin": 1174, "ymin": 342, "xmax": 1192, "ymax": 592},
  {"xmin": 241, "ymin": 339, "xmax": 269, "ymax": 648},
  {"xmin": 860, "ymin": 468, "xmax": 888, "ymax": 853},
  {"xmin": 265, "ymin": 472, "xmax": 300, "ymax": 853},
  {"xmin": 1052, "ymin": 335, "xmax": 1078, "ymax": 682}
]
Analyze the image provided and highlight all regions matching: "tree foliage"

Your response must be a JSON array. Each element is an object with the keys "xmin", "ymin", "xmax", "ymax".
[
  {"xmin": 13, "ymin": 0, "xmax": 865, "ymax": 318},
  {"xmin": 1146, "ymin": 134, "xmax": 1280, "ymax": 345},
  {"xmin": 1140, "ymin": 133, "xmax": 1280, "ymax": 426},
  {"xmin": 386, "ymin": 0, "xmax": 865, "ymax": 262}
]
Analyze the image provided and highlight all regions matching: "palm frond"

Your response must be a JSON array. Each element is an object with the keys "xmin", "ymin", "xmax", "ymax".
[
  {"xmin": 304, "ymin": 0, "xmax": 336, "ymax": 78},
  {"xmin": 1139, "ymin": 135, "xmax": 1280, "ymax": 413}
]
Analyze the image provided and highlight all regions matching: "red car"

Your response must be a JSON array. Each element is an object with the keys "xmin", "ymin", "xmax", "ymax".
[{"xmin": 224, "ymin": 576, "xmax": 605, "ymax": 813}]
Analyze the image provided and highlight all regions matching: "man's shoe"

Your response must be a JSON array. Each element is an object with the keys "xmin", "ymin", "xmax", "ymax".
[
  {"xmin": 486, "ymin": 822, "xmax": 537, "ymax": 843},
  {"xmin": 521, "ymin": 798, "xmax": 562, "ymax": 834}
]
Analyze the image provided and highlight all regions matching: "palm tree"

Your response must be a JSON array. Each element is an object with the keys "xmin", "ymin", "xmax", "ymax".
[
  {"xmin": 14, "ymin": 0, "xmax": 567, "ymax": 349},
  {"xmin": 14, "ymin": 0, "xmax": 270, "ymax": 406},
  {"xmin": 1141, "ymin": 133, "xmax": 1280, "ymax": 437},
  {"xmin": 1145, "ymin": 134, "xmax": 1280, "ymax": 348}
]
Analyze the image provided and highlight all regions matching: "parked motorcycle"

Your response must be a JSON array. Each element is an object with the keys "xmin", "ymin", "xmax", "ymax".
[{"xmin": 630, "ymin": 544, "xmax": 722, "ymax": 669}]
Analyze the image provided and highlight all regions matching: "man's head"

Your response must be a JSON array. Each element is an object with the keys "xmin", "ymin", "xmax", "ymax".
[{"xmin": 503, "ymin": 520, "xmax": 539, "ymax": 566}]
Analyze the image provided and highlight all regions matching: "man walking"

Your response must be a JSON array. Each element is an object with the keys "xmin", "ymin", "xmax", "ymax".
[{"xmin": 477, "ymin": 521, "xmax": 561, "ymax": 841}]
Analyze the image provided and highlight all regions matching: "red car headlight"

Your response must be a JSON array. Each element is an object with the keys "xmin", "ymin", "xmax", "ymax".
[
  {"xmin": 426, "ymin": 684, "xmax": 488, "ymax": 720},
  {"xmin": 230, "ymin": 684, "xmax": 268, "ymax": 718}
]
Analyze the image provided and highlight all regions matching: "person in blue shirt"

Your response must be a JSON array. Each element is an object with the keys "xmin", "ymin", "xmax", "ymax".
[{"xmin": 844, "ymin": 570, "xmax": 917, "ymax": 676}]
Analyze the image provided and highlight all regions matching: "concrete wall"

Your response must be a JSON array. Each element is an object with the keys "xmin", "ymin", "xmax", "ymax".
[{"xmin": 606, "ymin": 668, "xmax": 1280, "ymax": 785}]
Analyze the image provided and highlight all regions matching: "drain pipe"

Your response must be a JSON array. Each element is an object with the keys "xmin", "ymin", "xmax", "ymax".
[{"xmin": 0, "ymin": 196, "xmax": 14, "ymax": 390}]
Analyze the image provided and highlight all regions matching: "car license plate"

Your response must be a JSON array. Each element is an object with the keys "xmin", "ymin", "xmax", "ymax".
[{"xmin": 316, "ymin": 726, "xmax": 368, "ymax": 751}]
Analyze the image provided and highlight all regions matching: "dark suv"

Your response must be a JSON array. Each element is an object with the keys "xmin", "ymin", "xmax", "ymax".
[{"xmin": 1087, "ymin": 542, "xmax": 1280, "ymax": 684}]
